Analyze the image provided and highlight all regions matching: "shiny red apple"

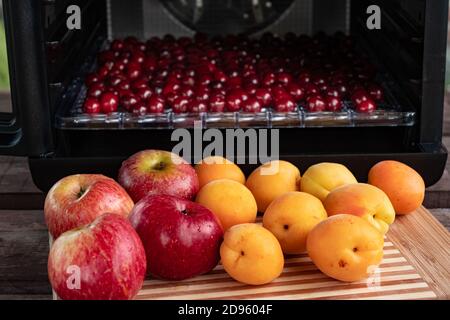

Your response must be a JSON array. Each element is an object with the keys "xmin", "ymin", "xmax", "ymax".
[
  {"xmin": 48, "ymin": 214, "xmax": 146, "ymax": 300},
  {"xmin": 118, "ymin": 150, "xmax": 199, "ymax": 202},
  {"xmin": 44, "ymin": 174, "xmax": 134, "ymax": 239},
  {"xmin": 129, "ymin": 194, "xmax": 223, "ymax": 280}
]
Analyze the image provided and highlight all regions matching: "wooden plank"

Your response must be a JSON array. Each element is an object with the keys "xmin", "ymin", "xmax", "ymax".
[
  {"xmin": 0, "ymin": 210, "xmax": 51, "ymax": 296},
  {"xmin": 0, "ymin": 156, "xmax": 41, "ymax": 193},
  {"xmin": 388, "ymin": 207, "xmax": 450, "ymax": 300},
  {"xmin": 429, "ymin": 208, "xmax": 450, "ymax": 230}
]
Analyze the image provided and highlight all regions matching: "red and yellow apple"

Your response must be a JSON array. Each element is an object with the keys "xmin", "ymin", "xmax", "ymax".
[
  {"xmin": 118, "ymin": 150, "xmax": 199, "ymax": 202},
  {"xmin": 44, "ymin": 174, "xmax": 134, "ymax": 239},
  {"xmin": 129, "ymin": 194, "xmax": 223, "ymax": 280},
  {"xmin": 48, "ymin": 213, "xmax": 147, "ymax": 300}
]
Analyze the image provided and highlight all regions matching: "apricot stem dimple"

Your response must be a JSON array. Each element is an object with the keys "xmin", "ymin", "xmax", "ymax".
[
  {"xmin": 240, "ymin": 251, "xmax": 245, "ymax": 256},
  {"xmin": 353, "ymin": 247, "xmax": 358, "ymax": 252},
  {"xmin": 283, "ymin": 225, "xmax": 289, "ymax": 230}
]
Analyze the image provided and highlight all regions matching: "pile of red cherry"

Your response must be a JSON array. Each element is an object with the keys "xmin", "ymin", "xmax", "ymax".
[{"xmin": 83, "ymin": 32, "xmax": 384, "ymax": 115}]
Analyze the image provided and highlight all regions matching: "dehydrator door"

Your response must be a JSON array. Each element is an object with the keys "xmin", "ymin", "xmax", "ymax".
[
  {"xmin": 0, "ymin": 0, "xmax": 53, "ymax": 156},
  {"xmin": 162, "ymin": 0, "xmax": 295, "ymax": 35}
]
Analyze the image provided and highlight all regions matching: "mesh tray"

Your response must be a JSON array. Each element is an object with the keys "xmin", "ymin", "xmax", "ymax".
[{"xmin": 55, "ymin": 40, "xmax": 416, "ymax": 130}]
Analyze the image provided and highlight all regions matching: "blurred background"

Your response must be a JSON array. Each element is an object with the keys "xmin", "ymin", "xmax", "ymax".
[{"xmin": 0, "ymin": 2, "xmax": 11, "ymax": 113}]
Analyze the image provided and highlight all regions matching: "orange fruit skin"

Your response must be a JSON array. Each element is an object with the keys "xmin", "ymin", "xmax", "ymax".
[
  {"xmin": 220, "ymin": 223, "xmax": 284, "ymax": 285},
  {"xmin": 246, "ymin": 160, "xmax": 301, "ymax": 213},
  {"xmin": 300, "ymin": 163, "xmax": 357, "ymax": 202},
  {"xmin": 306, "ymin": 214, "xmax": 384, "ymax": 282},
  {"xmin": 323, "ymin": 183, "xmax": 395, "ymax": 234},
  {"xmin": 195, "ymin": 156, "xmax": 246, "ymax": 189},
  {"xmin": 196, "ymin": 179, "xmax": 257, "ymax": 231},
  {"xmin": 263, "ymin": 192, "xmax": 328, "ymax": 254},
  {"xmin": 368, "ymin": 160, "xmax": 425, "ymax": 215}
]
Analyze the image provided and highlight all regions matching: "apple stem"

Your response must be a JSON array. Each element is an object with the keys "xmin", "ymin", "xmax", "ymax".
[{"xmin": 78, "ymin": 187, "xmax": 86, "ymax": 199}]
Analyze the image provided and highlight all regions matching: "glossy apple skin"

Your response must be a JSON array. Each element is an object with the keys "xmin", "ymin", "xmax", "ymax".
[
  {"xmin": 44, "ymin": 174, "xmax": 134, "ymax": 239},
  {"xmin": 48, "ymin": 214, "xmax": 146, "ymax": 300},
  {"xmin": 129, "ymin": 195, "xmax": 223, "ymax": 280},
  {"xmin": 118, "ymin": 150, "xmax": 199, "ymax": 202}
]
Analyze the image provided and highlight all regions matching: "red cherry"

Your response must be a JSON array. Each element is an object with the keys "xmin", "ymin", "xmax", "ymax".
[
  {"xmin": 198, "ymin": 74, "xmax": 213, "ymax": 86},
  {"xmin": 179, "ymin": 86, "xmax": 195, "ymax": 98},
  {"xmin": 214, "ymin": 70, "xmax": 228, "ymax": 83},
  {"xmin": 100, "ymin": 92, "xmax": 119, "ymax": 113},
  {"xmin": 111, "ymin": 39, "xmax": 124, "ymax": 52},
  {"xmin": 130, "ymin": 51, "xmax": 146, "ymax": 64},
  {"xmin": 181, "ymin": 76, "xmax": 196, "ymax": 87},
  {"xmin": 209, "ymin": 94, "xmax": 226, "ymax": 113},
  {"xmin": 306, "ymin": 95, "xmax": 327, "ymax": 112},
  {"xmin": 242, "ymin": 97, "xmax": 262, "ymax": 113},
  {"xmin": 254, "ymin": 88, "xmax": 272, "ymax": 107},
  {"xmin": 227, "ymin": 76, "xmax": 242, "ymax": 88},
  {"xmin": 286, "ymin": 83, "xmax": 305, "ymax": 102},
  {"xmin": 262, "ymin": 73, "xmax": 276, "ymax": 87},
  {"xmin": 195, "ymin": 86, "xmax": 210, "ymax": 102},
  {"xmin": 367, "ymin": 84, "xmax": 384, "ymax": 102},
  {"xmin": 162, "ymin": 82, "xmax": 181, "ymax": 97},
  {"xmin": 97, "ymin": 65, "xmax": 110, "ymax": 79},
  {"xmin": 298, "ymin": 72, "xmax": 312, "ymax": 85},
  {"xmin": 131, "ymin": 78, "xmax": 149, "ymax": 91},
  {"xmin": 351, "ymin": 89, "xmax": 370, "ymax": 105},
  {"xmin": 87, "ymin": 82, "xmax": 105, "ymax": 98},
  {"xmin": 85, "ymin": 73, "xmax": 100, "ymax": 86},
  {"xmin": 336, "ymin": 83, "xmax": 349, "ymax": 98},
  {"xmin": 274, "ymin": 96, "xmax": 296, "ymax": 112},
  {"xmin": 172, "ymin": 96, "xmax": 190, "ymax": 114},
  {"xmin": 134, "ymin": 87, "xmax": 152, "ymax": 101},
  {"xmin": 83, "ymin": 97, "xmax": 101, "ymax": 114},
  {"xmin": 305, "ymin": 83, "xmax": 320, "ymax": 96},
  {"xmin": 226, "ymin": 89, "xmax": 246, "ymax": 112},
  {"xmin": 325, "ymin": 96, "xmax": 343, "ymax": 112},
  {"xmin": 147, "ymin": 95, "xmax": 165, "ymax": 114},
  {"xmin": 324, "ymin": 87, "xmax": 341, "ymax": 98},
  {"xmin": 121, "ymin": 93, "xmax": 140, "ymax": 111},
  {"xmin": 108, "ymin": 75, "xmax": 126, "ymax": 87},
  {"xmin": 132, "ymin": 103, "xmax": 148, "ymax": 116},
  {"xmin": 115, "ymin": 80, "xmax": 131, "ymax": 91},
  {"xmin": 142, "ymin": 56, "xmax": 157, "ymax": 73},
  {"xmin": 126, "ymin": 62, "xmax": 141, "ymax": 80},
  {"xmin": 271, "ymin": 87, "xmax": 289, "ymax": 100},
  {"xmin": 356, "ymin": 99, "xmax": 377, "ymax": 113},
  {"xmin": 116, "ymin": 88, "xmax": 132, "ymax": 98},
  {"xmin": 276, "ymin": 72, "xmax": 293, "ymax": 85},
  {"xmin": 165, "ymin": 92, "xmax": 179, "ymax": 107},
  {"xmin": 188, "ymin": 100, "xmax": 208, "ymax": 113}
]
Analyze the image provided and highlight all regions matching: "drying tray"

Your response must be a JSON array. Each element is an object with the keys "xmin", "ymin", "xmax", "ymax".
[{"xmin": 55, "ymin": 39, "xmax": 416, "ymax": 130}]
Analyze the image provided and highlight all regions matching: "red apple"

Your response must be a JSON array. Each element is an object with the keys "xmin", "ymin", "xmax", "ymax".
[
  {"xmin": 118, "ymin": 150, "xmax": 199, "ymax": 202},
  {"xmin": 44, "ymin": 174, "xmax": 134, "ymax": 239},
  {"xmin": 129, "ymin": 195, "xmax": 223, "ymax": 280},
  {"xmin": 48, "ymin": 214, "xmax": 146, "ymax": 300}
]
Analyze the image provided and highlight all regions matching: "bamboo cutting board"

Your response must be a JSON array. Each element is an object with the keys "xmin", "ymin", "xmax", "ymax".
[
  {"xmin": 52, "ymin": 207, "xmax": 449, "ymax": 300},
  {"xmin": 135, "ymin": 238, "xmax": 436, "ymax": 300}
]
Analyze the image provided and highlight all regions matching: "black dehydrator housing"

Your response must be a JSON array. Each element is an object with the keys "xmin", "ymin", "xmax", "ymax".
[{"xmin": 0, "ymin": 0, "xmax": 448, "ymax": 191}]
